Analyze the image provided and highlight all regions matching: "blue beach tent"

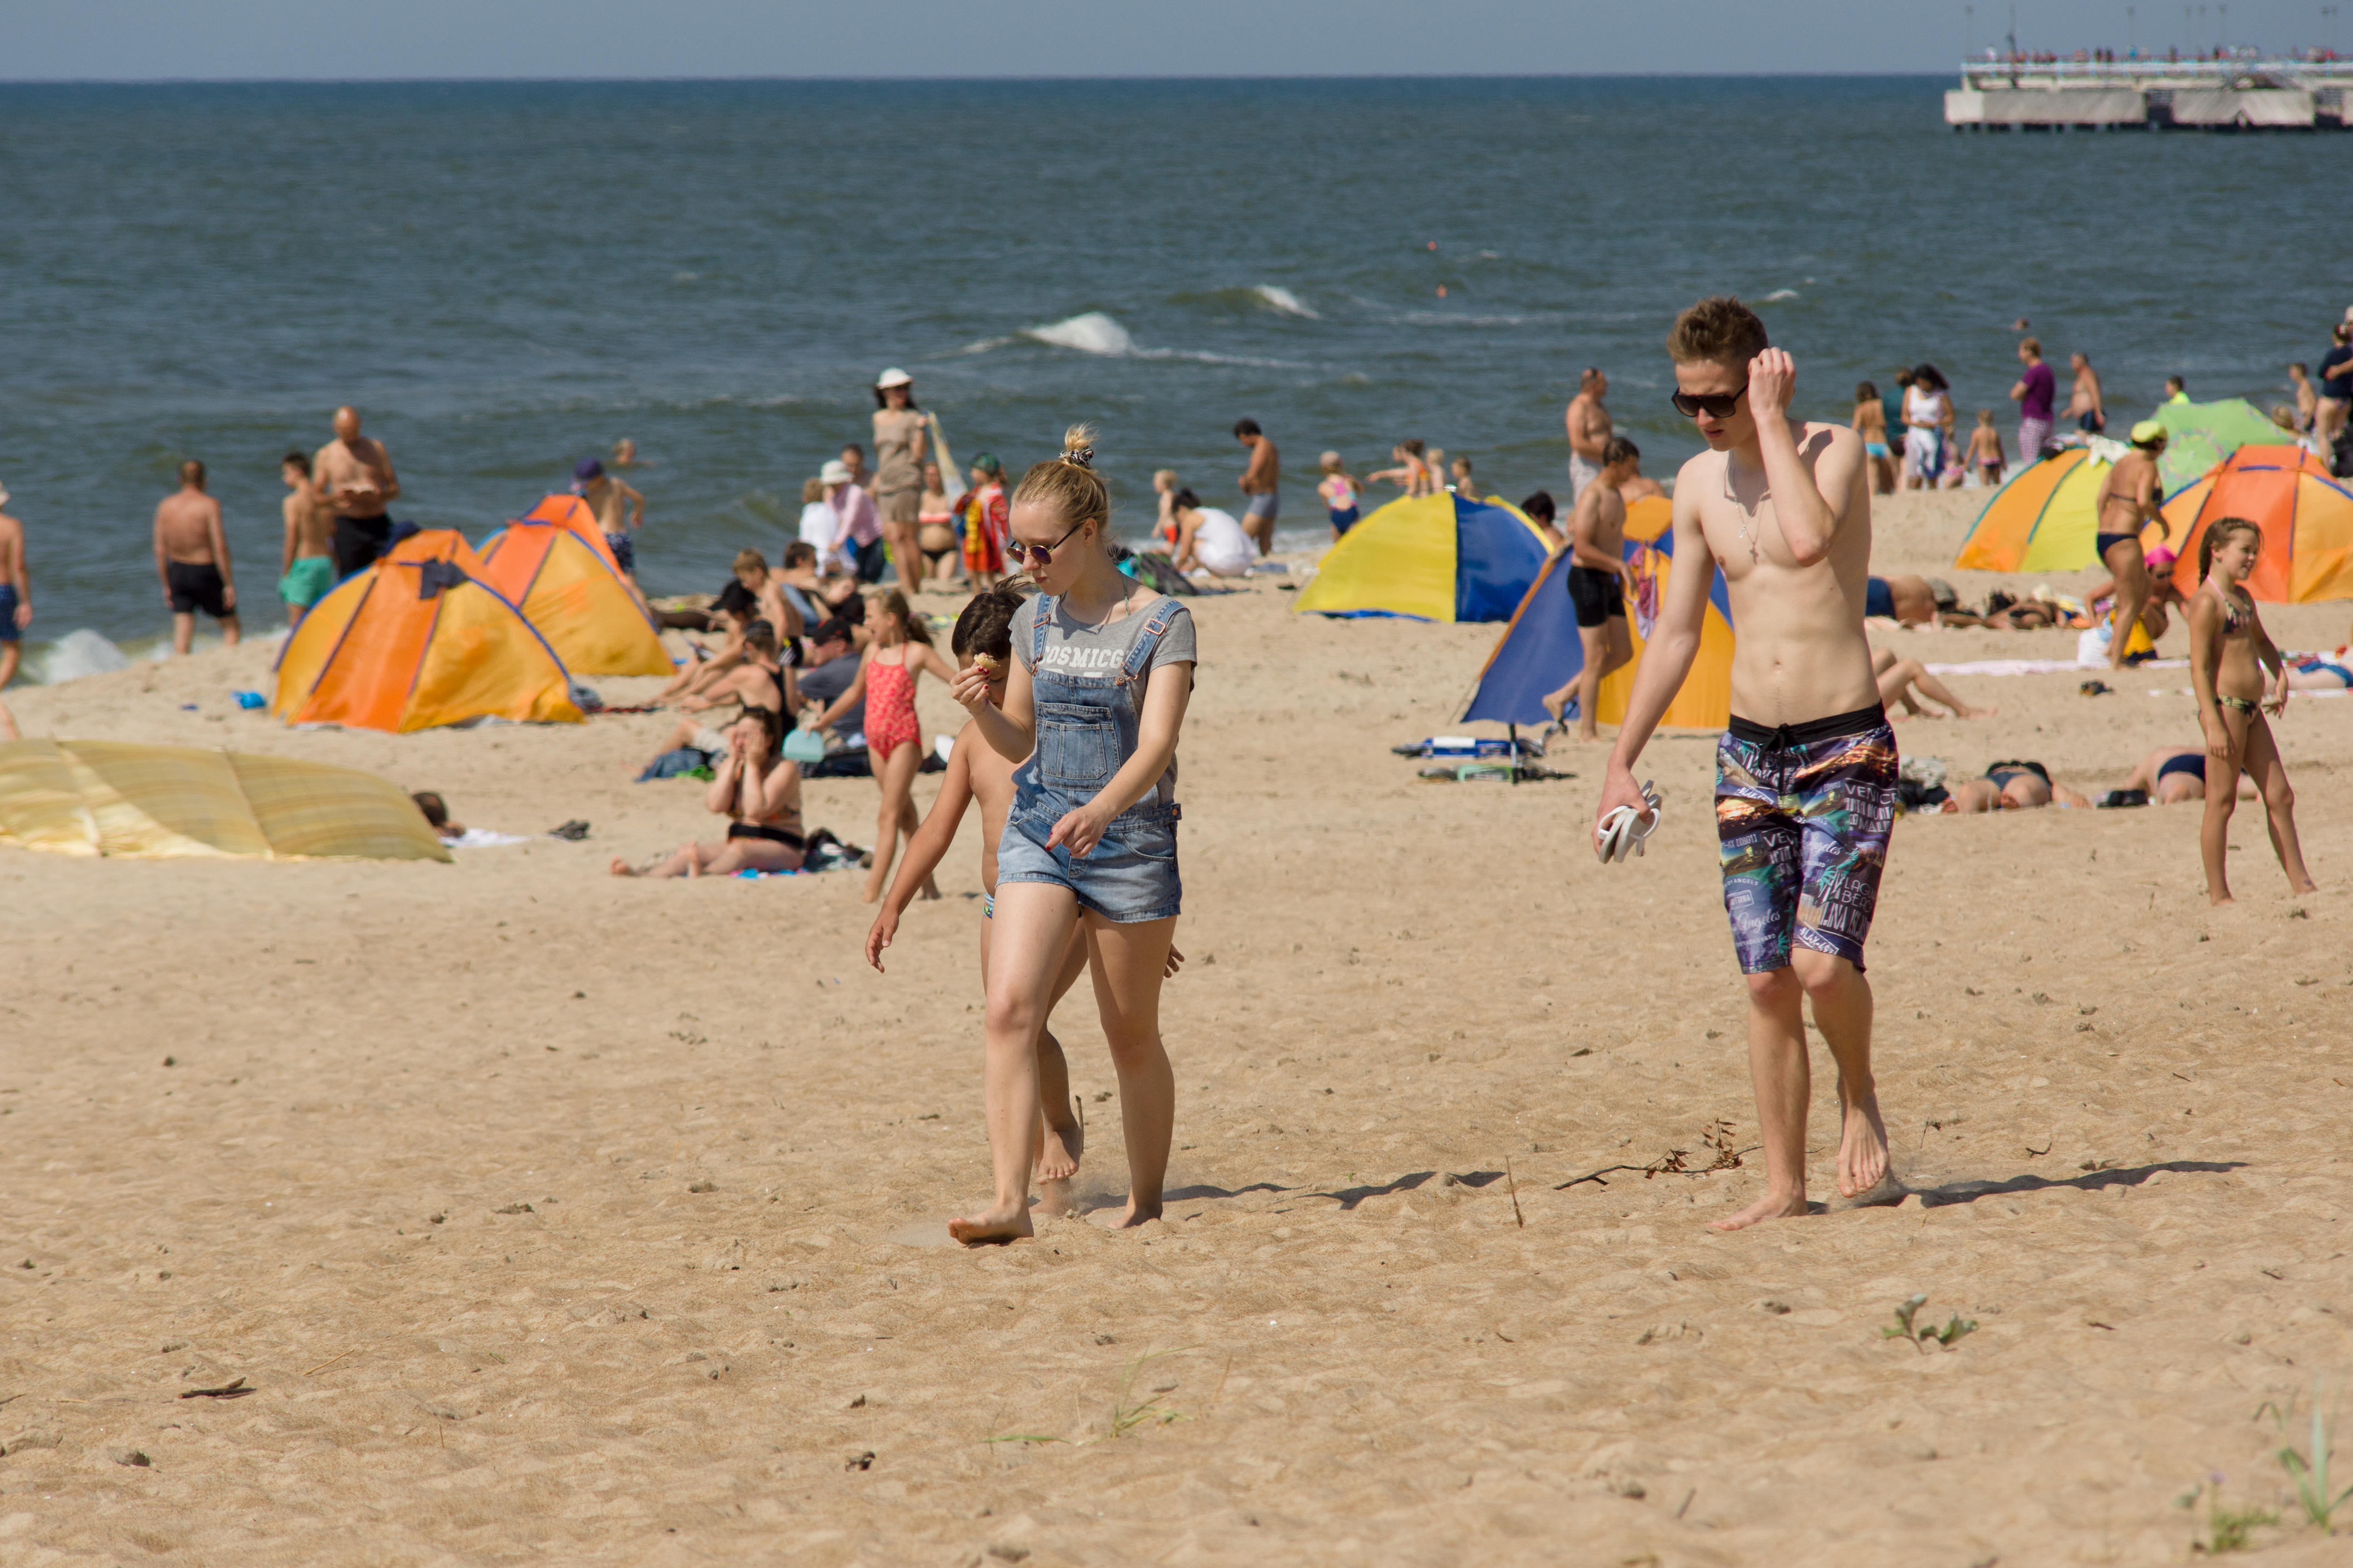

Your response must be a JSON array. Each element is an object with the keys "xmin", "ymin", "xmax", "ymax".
[
  {"xmin": 1462, "ymin": 497, "xmax": 1736, "ymax": 729},
  {"xmin": 1294, "ymin": 492, "xmax": 1551, "ymax": 622}
]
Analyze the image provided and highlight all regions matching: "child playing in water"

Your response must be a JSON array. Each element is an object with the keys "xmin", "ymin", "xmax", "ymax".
[
  {"xmin": 942, "ymin": 423, "xmax": 1197, "ymax": 1244},
  {"xmin": 865, "ymin": 584, "xmax": 1183, "ymax": 1207},
  {"xmin": 1367, "ymin": 439, "xmax": 1434, "ymax": 497},
  {"xmin": 807, "ymin": 589, "xmax": 957, "ymax": 904},
  {"xmin": 1449, "ymin": 455, "xmax": 1479, "ymax": 497},
  {"xmin": 2188, "ymin": 516, "xmax": 2318, "ymax": 905},
  {"xmin": 1316, "ymin": 452, "xmax": 1361, "ymax": 538},
  {"xmin": 1965, "ymin": 409, "xmax": 2006, "ymax": 487}
]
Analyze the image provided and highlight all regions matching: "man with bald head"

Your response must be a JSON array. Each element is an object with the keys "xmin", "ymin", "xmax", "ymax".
[{"xmin": 313, "ymin": 406, "xmax": 401, "ymax": 579}]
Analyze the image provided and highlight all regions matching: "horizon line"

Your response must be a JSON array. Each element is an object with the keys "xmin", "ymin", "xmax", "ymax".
[{"xmin": 0, "ymin": 70, "xmax": 1963, "ymax": 87}]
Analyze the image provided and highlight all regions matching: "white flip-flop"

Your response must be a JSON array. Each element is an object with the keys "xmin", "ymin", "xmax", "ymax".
[{"xmin": 1595, "ymin": 781, "xmax": 1664, "ymax": 864}]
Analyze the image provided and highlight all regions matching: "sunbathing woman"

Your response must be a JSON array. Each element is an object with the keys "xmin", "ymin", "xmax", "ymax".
[
  {"xmin": 641, "ymin": 620, "xmax": 793, "ymax": 771},
  {"xmin": 2286, "ymin": 620, "xmax": 2353, "ymax": 689},
  {"xmin": 611, "ymin": 709, "xmax": 807, "ymax": 877},
  {"xmin": 1873, "ymin": 648, "xmax": 1995, "ymax": 719},
  {"xmin": 1938, "ymin": 759, "xmax": 2091, "ymax": 812},
  {"xmin": 809, "ymin": 589, "xmax": 956, "ymax": 904},
  {"xmin": 2113, "ymin": 745, "xmax": 2255, "ymax": 805},
  {"xmin": 2188, "ymin": 517, "xmax": 2317, "ymax": 905},
  {"xmin": 944, "ymin": 423, "xmax": 1196, "ymax": 1244}
]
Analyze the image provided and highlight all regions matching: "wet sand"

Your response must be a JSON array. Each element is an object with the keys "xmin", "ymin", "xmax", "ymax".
[{"xmin": 2, "ymin": 490, "xmax": 2349, "ymax": 1565}]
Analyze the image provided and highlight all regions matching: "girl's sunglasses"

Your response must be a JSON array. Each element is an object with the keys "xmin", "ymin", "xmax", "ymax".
[
  {"xmin": 1670, "ymin": 384, "xmax": 1749, "ymax": 420},
  {"xmin": 1006, "ymin": 516, "xmax": 1086, "ymax": 568}
]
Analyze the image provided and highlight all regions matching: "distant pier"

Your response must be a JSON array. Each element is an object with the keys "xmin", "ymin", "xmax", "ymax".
[{"xmin": 1946, "ymin": 57, "xmax": 2353, "ymax": 129}]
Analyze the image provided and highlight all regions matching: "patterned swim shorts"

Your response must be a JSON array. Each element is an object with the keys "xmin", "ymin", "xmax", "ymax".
[{"xmin": 1715, "ymin": 705, "xmax": 1899, "ymax": 974}]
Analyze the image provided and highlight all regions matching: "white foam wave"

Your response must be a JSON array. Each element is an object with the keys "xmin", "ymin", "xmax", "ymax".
[
  {"xmin": 1023, "ymin": 311, "xmax": 1137, "ymax": 356},
  {"xmin": 1251, "ymin": 285, "xmax": 1319, "ymax": 320},
  {"xmin": 1015, "ymin": 311, "xmax": 1301, "ymax": 369},
  {"xmin": 30, "ymin": 628, "xmax": 133, "ymax": 684},
  {"xmin": 1760, "ymin": 288, "xmax": 1801, "ymax": 302}
]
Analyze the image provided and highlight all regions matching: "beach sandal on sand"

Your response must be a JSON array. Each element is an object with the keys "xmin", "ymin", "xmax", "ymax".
[{"xmin": 1596, "ymin": 781, "xmax": 1662, "ymax": 864}]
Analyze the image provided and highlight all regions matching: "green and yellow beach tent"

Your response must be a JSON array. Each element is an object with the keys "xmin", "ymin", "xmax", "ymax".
[
  {"xmin": 2152, "ymin": 398, "xmax": 2285, "ymax": 494},
  {"xmin": 1462, "ymin": 497, "xmax": 1736, "ymax": 729},
  {"xmin": 2160, "ymin": 445, "xmax": 2353, "ymax": 603},
  {"xmin": 0, "ymin": 739, "xmax": 449, "ymax": 862},
  {"xmin": 1953, "ymin": 449, "xmax": 2165, "ymax": 573},
  {"xmin": 273, "ymin": 529, "xmax": 583, "ymax": 733},
  {"xmin": 1294, "ymin": 491, "xmax": 1552, "ymax": 621},
  {"xmin": 476, "ymin": 495, "xmax": 671, "ymax": 677}
]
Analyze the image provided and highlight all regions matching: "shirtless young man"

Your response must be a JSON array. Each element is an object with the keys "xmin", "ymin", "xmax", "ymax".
[
  {"xmin": 278, "ymin": 451, "xmax": 335, "ymax": 627},
  {"xmin": 153, "ymin": 461, "xmax": 240, "ymax": 655},
  {"xmin": 0, "ymin": 481, "xmax": 30, "ymax": 690},
  {"xmin": 1594, "ymin": 297, "xmax": 1896, "ymax": 1230},
  {"xmin": 573, "ymin": 459, "xmax": 646, "ymax": 584},
  {"xmin": 1233, "ymin": 418, "xmax": 1280, "ymax": 556},
  {"xmin": 1543, "ymin": 435, "xmax": 1641, "ymax": 740},
  {"xmin": 313, "ymin": 406, "xmax": 400, "ymax": 580},
  {"xmin": 1564, "ymin": 367, "xmax": 1612, "ymax": 500}
]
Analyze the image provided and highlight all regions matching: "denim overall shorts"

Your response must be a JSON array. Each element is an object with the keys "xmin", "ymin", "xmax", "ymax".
[{"xmin": 994, "ymin": 594, "xmax": 1184, "ymax": 923}]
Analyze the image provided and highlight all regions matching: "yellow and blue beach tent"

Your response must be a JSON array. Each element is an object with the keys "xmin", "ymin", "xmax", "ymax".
[
  {"xmin": 1462, "ymin": 497, "xmax": 1736, "ymax": 729},
  {"xmin": 1294, "ymin": 492, "xmax": 1551, "ymax": 621}
]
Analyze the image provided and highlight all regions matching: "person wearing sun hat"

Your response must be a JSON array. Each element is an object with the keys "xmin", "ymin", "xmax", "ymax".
[
  {"xmin": 2090, "ymin": 419, "xmax": 2170, "ymax": 671},
  {"xmin": 871, "ymin": 367, "xmax": 929, "ymax": 594}
]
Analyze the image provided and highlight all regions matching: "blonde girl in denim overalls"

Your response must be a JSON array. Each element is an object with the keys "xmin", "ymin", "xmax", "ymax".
[{"xmin": 944, "ymin": 425, "xmax": 1195, "ymax": 1245}]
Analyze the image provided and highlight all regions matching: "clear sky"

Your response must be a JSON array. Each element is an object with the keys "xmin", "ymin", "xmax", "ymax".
[{"xmin": 3, "ymin": 1, "xmax": 2338, "ymax": 80}]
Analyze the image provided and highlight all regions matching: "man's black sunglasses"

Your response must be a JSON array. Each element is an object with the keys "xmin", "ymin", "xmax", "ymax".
[{"xmin": 1670, "ymin": 383, "xmax": 1749, "ymax": 420}]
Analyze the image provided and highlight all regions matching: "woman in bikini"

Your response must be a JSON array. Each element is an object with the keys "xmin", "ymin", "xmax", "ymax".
[
  {"xmin": 611, "ymin": 708, "xmax": 807, "ymax": 877},
  {"xmin": 916, "ymin": 461, "xmax": 962, "ymax": 587},
  {"xmin": 2094, "ymin": 421, "xmax": 2169, "ymax": 670},
  {"xmin": 810, "ymin": 589, "xmax": 957, "ymax": 903},
  {"xmin": 2188, "ymin": 516, "xmax": 2317, "ymax": 905}
]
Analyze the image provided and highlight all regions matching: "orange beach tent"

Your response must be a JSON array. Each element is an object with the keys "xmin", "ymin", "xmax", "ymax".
[
  {"xmin": 476, "ymin": 496, "xmax": 671, "ymax": 676},
  {"xmin": 2159, "ymin": 445, "xmax": 2353, "ymax": 604},
  {"xmin": 273, "ymin": 529, "xmax": 583, "ymax": 732}
]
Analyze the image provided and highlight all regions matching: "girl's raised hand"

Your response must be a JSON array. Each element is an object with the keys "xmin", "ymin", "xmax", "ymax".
[
  {"xmin": 865, "ymin": 907, "xmax": 898, "ymax": 973},
  {"xmin": 949, "ymin": 660, "xmax": 998, "ymax": 715}
]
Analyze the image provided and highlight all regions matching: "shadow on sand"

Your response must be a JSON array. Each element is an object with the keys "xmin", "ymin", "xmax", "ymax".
[
  {"xmin": 1304, "ymin": 1170, "xmax": 1506, "ymax": 1212},
  {"xmin": 1906, "ymin": 1158, "xmax": 2245, "ymax": 1207}
]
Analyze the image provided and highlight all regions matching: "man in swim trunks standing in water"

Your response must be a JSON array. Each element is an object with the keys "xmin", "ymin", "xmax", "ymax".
[
  {"xmin": 154, "ymin": 460, "xmax": 241, "ymax": 655},
  {"xmin": 1564, "ymin": 368, "xmax": 1612, "ymax": 501},
  {"xmin": 1593, "ymin": 296, "xmax": 1894, "ymax": 1230}
]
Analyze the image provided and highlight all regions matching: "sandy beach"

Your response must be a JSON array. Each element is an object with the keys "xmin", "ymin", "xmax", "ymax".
[{"xmin": 3, "ymin": 489, "xmax": 2349, "ymax": 1565}]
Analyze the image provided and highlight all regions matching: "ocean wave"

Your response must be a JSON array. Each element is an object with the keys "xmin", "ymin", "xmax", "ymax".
[
  {"xmin": 1014, "ymin": 311, "xmax": 1302, "ymax": 369},
  {"xmin": 1760, "ymin": 288, "xmax": 1801, "ymax": 302},
  {"xmin": 30, "ymin": 628, "xmax": 136, "ymax": 685},
  {"xmin": 1023, "ymin": 311, "xmax": 1137, "ymax": 356},
  {"xmin": 1250, "ymin": 285, "xmax": 1319, "ymax": 320}
]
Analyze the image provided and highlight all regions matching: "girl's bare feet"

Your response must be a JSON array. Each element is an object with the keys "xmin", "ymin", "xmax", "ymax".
[
  {"xmin": 948, "ymin": 1205, "xmax": 1033, "ymax": 1246},
  {"xmin": 1036, "ymin": 1118, "xmax": 1083, "ymax": 1183},
  {"xmin": 1708, "ymin": 1190, "xmax": 1809, "ymax": 1232}
]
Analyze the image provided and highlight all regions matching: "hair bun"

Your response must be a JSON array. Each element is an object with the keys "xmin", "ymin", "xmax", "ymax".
[{"xmin": 1060, "ymin": 422, "xmax": 1097, "ymax": 469}]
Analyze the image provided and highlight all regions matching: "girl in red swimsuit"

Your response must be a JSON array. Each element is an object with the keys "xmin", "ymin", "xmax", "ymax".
[{"xmin": 810, "ymin": 589, "xmax": 959, "ymax": 903}]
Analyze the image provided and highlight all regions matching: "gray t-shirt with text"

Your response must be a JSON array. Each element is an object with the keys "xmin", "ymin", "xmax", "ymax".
[{"xmin": 1012, "ymin": 591, "xmax": 1196, "ymax": 808}]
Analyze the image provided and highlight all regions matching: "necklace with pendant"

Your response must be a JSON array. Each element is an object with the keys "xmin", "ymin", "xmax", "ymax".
[{"xmin": 1723, "ymin": 469, "xmax": 1765, "ymax": 562}]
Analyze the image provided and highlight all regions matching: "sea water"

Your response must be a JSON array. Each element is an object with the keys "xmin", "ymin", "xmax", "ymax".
[{"xmin": 0, "ymin": 77, "xmax": 2339, "ymax": 673}]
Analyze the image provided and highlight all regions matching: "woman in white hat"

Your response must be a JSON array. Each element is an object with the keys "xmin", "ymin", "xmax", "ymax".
[{"xmin": 872, "ymin": 369, "xmax": 929, "ymax": 595}]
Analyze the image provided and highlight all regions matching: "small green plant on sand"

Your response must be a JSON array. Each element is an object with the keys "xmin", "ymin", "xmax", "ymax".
[
  {"xmin": 2257, "ymin": 1379, "xmax": 2353, "ymax": 1531},
  {"xmin": 1108, "ymin": 1347, "xmax": 1194, "ymax": 1439},
  {"xmin": 1882, "ymin": 1293, "xmax": 1976, "ymax": 1352},
  {"xmin": 2176, "ymin": 1474, "xmax": 2276, "ymax": 1554}
]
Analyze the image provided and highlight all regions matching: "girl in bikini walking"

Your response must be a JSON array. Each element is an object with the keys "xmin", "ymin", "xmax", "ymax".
[{"xmin": 2187, "ymin": 517, "xmax": 2317, "ymax": 905}]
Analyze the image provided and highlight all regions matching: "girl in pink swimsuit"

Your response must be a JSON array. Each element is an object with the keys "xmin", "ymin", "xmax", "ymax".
[{"xmin": 810, "ymin": 589, "xmax": 959, "ymax": 903}]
